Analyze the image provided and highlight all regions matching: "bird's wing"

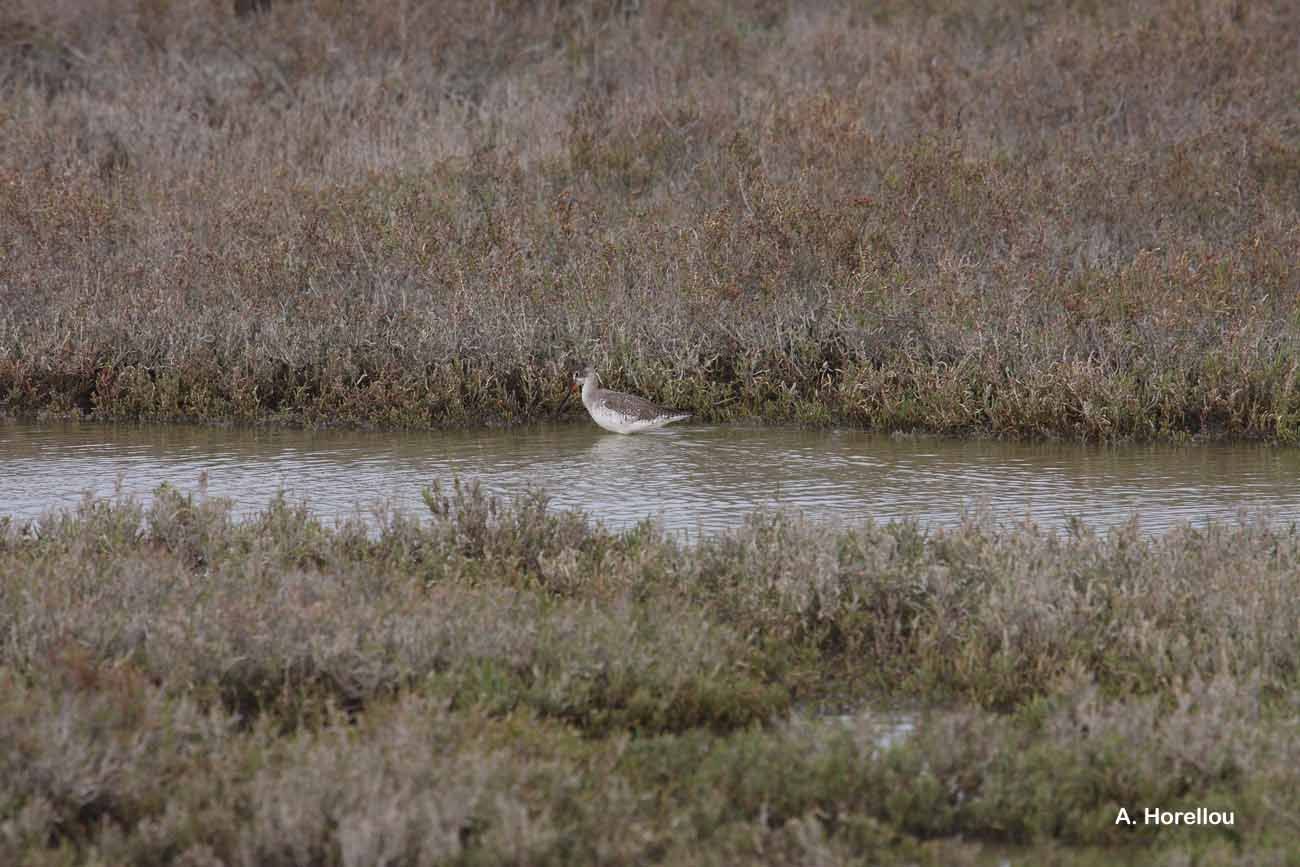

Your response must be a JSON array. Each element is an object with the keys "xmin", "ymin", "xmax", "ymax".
[{"xmin": 599, "ymin": 390, "xmax": 682, "ymax": 419}]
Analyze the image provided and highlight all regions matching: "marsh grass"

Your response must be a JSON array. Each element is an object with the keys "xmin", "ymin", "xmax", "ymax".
[
  {"xmin": 2, "ymin": 0, "xmax": 1298, "ymax": 439},
  {"xmin": 2, "ymin": 485, "xmax": 1299, "ymax": 862}
]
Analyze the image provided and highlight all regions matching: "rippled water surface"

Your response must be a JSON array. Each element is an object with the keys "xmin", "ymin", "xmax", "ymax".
[{"xmin": 3, "ymin": 421, "xmax": 1298, "ymax": 535}]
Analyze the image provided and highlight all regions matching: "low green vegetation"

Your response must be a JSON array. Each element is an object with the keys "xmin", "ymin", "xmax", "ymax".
[
  {"xmin": 2, "ymin": 484, "xmax": 1297, "ymax": 863},
  {"xmin": 3, "ymin": 0, "xmax": 1298, "ymax": 439}
]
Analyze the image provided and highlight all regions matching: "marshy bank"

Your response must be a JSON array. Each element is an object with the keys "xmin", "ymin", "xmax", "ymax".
[
  {"xmin": 3, "ymin": 0, "xmax": 1299, "ymax": 440},
  {"xmin": 2, "ymin": 484, "xmax": 1298, "ymax": 864}
]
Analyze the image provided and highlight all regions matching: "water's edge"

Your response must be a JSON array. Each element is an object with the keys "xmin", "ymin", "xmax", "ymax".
[{"xmin": 3, "ymin": 420, "xmax": 1298, "ymax": 535}]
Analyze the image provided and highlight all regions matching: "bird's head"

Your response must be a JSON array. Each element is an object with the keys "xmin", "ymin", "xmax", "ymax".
[{"xmin": 572, "ymin": 366, "xmax": 597, "ymax": 391}]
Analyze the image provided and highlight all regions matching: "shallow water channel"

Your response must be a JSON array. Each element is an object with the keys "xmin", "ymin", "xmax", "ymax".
[{"xmin": 3, "ymin": 420, "xmax": 1298, "ymax": 536}]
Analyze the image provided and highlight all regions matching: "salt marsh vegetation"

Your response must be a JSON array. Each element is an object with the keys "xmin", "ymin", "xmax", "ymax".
[
  {"xmin": 1, "ymin": 484, "xmax": 1296, "ymax": 863},
  {"xmin": 2, "ymin": 0, "xmax": 1297, "ymax": 438}
]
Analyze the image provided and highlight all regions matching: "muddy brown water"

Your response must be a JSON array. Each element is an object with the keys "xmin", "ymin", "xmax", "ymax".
[{"xmin": 2, "ymin": 420, "xmax": 1298, "ymax": 536}]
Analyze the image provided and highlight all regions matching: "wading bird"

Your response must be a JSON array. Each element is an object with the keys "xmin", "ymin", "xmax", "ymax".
[{"xmin": 574, "ymin": 367, "xmax": 691, "ymax": 434}]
